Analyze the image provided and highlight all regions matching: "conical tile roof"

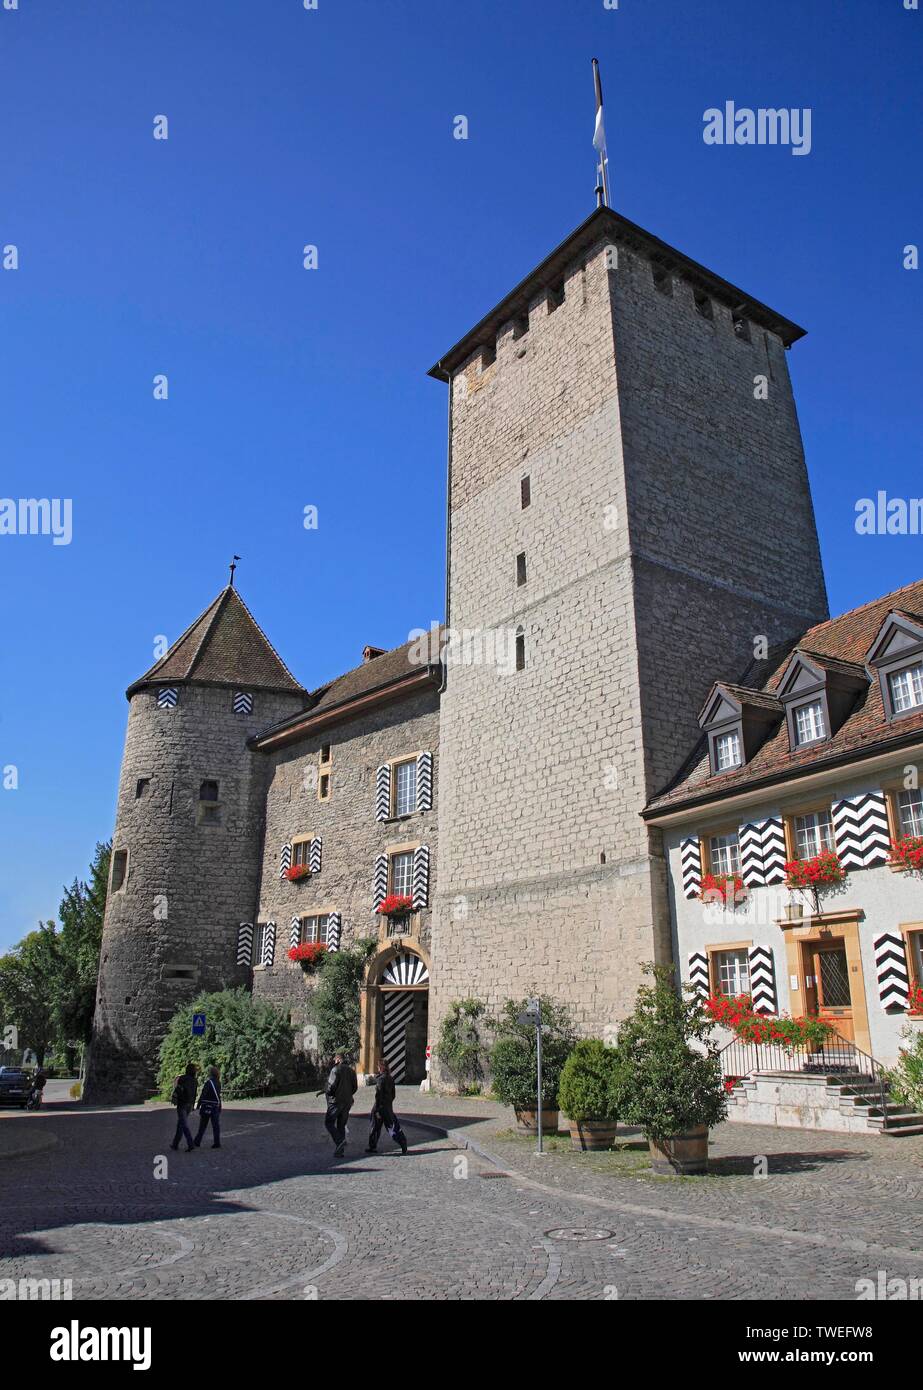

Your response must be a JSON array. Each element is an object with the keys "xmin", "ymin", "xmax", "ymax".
[{"xmin": 127, "ymin": 586, "xmax": 305, "ymax": 697}]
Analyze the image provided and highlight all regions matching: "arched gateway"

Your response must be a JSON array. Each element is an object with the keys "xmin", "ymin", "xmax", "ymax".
[{"xmin": 359, "ymin": 943, "xmax": 430, "ymax": 1084}]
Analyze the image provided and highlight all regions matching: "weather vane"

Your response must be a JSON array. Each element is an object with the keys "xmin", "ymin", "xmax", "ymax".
[{"xmin": 229, "ymin": 555, "xmax": 241, "ymax": 588}]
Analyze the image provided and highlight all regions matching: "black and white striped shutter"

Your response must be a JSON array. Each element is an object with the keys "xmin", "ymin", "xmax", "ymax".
[
  {"xmin": 372, "ymin": 854, "xmax": 388, "ymax": 911},
  {"xmin": 263, "ymin": 921, "xmax": 276, "ymax": 967},
  {"xmin": 416, "ymin": 752, "xmax": 433, "ymax": 812},
  {"xmin": 309, "ymin": 835, "xmax": 322, "ymax": 874},
  {"xmin": 290, "ymin": 914, "xmax": 301, "ymax": 949},
  {"xmin": 157, "ymin": 687, "xmax": 178, "ymax": 709},
  {"xmin": 874, "ymin": 932, "xmax": 910, "ymax": 1011},
  {"xmin": 375, "ymin": 765, "xmax": 391, "ymax": 821},
  {"xmin": 412, "ymin": 845, "xmax": 430, "ymax": 909},
  {"xmin": 236, "ymin": 923, "xmax": 253, "ymax": 966},
  {"xmin": 760, "ymin": 818, "xmax": 787, "ymax": 885},
  {"xmin": 233, "ymin": 690, "xmax": 253, "ymax": 715},
  {"xmin": 687, "ymin": 951, "xmax": 709, "ymax": 1000},
  {"xmin": 748, "ymin": 946, "xmax": 777, "ymax": 1015},
  {"xmin": 739, "ymin": 822, "xmax": 766, "ymax": 887},
  {"xmin": 680, "ymin": 838, "xmax": 702, "ymax": 899},
  {"xmin": 327, "ymin": 912, "xmax": 341, "ymax": 952},
  {"xmin": 832, "ymin": 792, "xmax": 890, "ymax": 869},
  {"xmin": 279, "ymin": 842, "xmax": 292, "ymax": 880}
]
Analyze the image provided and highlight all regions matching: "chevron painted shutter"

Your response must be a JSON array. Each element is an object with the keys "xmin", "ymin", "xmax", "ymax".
[
  {"xmin": 157, "ymin": 687, "xmax": 178, "ymax": 709},
  {"xmin": 416, "ymin": 752, "xmax": 433, "ymax": 812},
  {"xmin": 263, "ymin": 921, "xmax": 276, "ymax": 967},
  {"xmin": 233, "ymin": 690, "xmax": 253, "ymax": 714},
  {"xmin": 279, "ymin": 842, "xmax": 292, "ymax": 880},
  {"xmin": 680, "ymin": 838, "xmax": 702, "ymax": 899},
  {"xmin": 760, "ymin": 818, "xmax": 787, "ymax": 885},
  {"xmin": 738, "ymin": 818, "xmax": 786, "ymax": 887},
  {"xmin": 412, "ymin": 845, "xmax": 430, "ymax": 909},
  {"xmin": 236, "ymin": 923, "xmax": 253, "ymax": 966},
  {"xmin": 748, "ymin": 946, "xmax": 777, "ymax": 1015},
  {"xmin": 327, "ymin": 912, "xmax": 341, "ymax": 952},
  {"xmin": 874, "ymin": 931, "xmax": 910, "ymax": 1011},
  {"xmin": 290, "ymin": 914, "xmax": 301, "ymax": 949},
  {"xmin": 687, "ymin": 951, "xmax": 709, "ymax": 999},
  {"xmin": 832, "ymin": 792, "xmax": 890, "ymax": 869},
  {"xmin": 376, "ymin": 765, "xmax": 391, "ymax": 821},
  {"xmin": 309, "ymin": 836, "xmax": 322, "ymax": 874},
  {"xmin": 373, "ymin": 854, "xmax": 388, "ymax": 911},
  {"xmin": 382, "ymin": 991, "xmax": 416, "ymax": 1084}
]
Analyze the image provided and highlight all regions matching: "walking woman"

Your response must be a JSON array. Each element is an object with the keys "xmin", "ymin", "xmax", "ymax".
[
  {"xmin": 170, "ymin": 1062, "xmax": 198, "ymax": 1151},
  {"xmin": 193, "ymin": 1065, "xmax": 222, "ymax": 1149}
]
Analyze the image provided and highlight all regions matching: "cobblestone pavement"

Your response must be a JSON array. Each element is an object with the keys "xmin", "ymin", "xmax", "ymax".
[{"xmin": 1, "ymin": 1089, "xmax": 922, "ymax": 1300}]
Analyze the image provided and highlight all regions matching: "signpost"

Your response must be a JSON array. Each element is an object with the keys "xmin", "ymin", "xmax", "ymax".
[
  {"xmin": 192, "ymin": 1013, "xmax": 206, "ymax": 1037},
  {"xmin": 516, "ymin": 997, "xmax": 545, "ymax": 1155}
]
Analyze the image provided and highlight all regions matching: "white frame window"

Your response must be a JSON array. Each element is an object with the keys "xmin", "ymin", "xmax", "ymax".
[
  {"xmin": 714, "ymin": 948, "xmax": 749, "ymax": 997},
  {"xmin": 389, "ymin": 850, "xmax": 414, "ymax": 898},
  {"xmin": 254, "ymin": 924, "xmax": 269, "ymax": 966},
  {"xmin": 299, "ymin": 914, "xmax": 329, "ymax": 946},
  {"xmin": 889, "ymin": 663, "xmax": 923, "ymax": 714},
  {"xmin": 709, "ymin": 833, "xmax": 741, "ymax": 877},
  {"xmin": 393, "ymin": 760, "xmax": 417, "ymax": 819},
  {"xmin": 794, "ymin": 700, "xmax": 826, "ymax": 745},
  {"xmin": 291, "ymin": 837, "xmax": 314, "ymax": 869},
  {"xmin": 794, "ymin": 810, "xmax": 836, "ymax": 858},
  {"xmin": 715, "ymin": 730, "xmax": 741, "ymax": 771},
  {"xmin": 897, "ymin": 789, "xmax": 923, "ymax": 838}
]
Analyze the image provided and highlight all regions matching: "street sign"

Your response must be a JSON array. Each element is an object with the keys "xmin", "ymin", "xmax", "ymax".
[{"xmin": 192, "ymin": 1013, "xmax": 206, "ymax": 1037}]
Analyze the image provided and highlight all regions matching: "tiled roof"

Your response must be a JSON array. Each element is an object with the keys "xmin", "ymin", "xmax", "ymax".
[
  {"xmin": 646, "ymin": 578, "xmax": 923, "ymax": 814},
  {"xmin": 127, "ymin": 587, "xmax": 306, "ymax": 697}
]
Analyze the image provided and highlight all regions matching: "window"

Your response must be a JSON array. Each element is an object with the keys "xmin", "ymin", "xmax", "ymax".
[
  {"xmin": 715, "ymin": 730, "xmax": 741, "ymax": 771},
  {"xmin": 897, "ymin": 789, "xmax": 923, "ymax": 838},
  {"xmin": 320, "ymin": 744, "xmax": 331, "ymax": 765},
  {"xmin": 111, "ymin": 849, "xmax": 128, "ymax": 892},
  {"xmin": 292, "ymin": 836, "xmax": 314, "ymax": 869},
  {"xmin": 200, "ymin": 780, "xmax": 219, "ymax": 801},
  {"xmin": 909, "ymin": 931, "xmax": 923, "ymax": 994},
  {"xmin": 709, "ymin": 833, "xmax": 740, "ymax": 876},
  {"xmin": 254, "ymin": 924, "xmax": 269, "ymax": 967},
  {"xmin": 318, "ymin": 772, "xmax": 331, "ymax": 802},
  {"xmin": 889, "ymin": 662, "xmax": 923, "ymax": 714},
  {"xmin": 516, "ymin": 552, "xmax": 527, "ymax": 587},
  {"xmin": 794, "ymin": 701, "xmax": 826, "ymax": 745},
  {"xmin": 299, "ymin": 914, "xmax": 329, "ymax": 946},
  {"xmin": 135, "ymin": 778, "xmax": 150, "ymax": 799},
  {"xmin": 794, "ymin": 810, "xmax": 835, "ymax": 858},
  {"xmin": 197, "ymin": 779, "xmax": 221, "ymax": 826},
  {"xmin": 520, "ymin": 474, "xmax": 531, "ymax": 508},
  {"xmin": 515, "ymin": 627, "xmax": 525, "ymax": 672},
  {"xmin": 713, "ymin": 949, "xmax": 749, "ymax": 997},
  {"xmin": 393, "ymin": 760, "xmax": 417, "ymax": 818},
  {"xmin": 389, "ymin": 850, "xmax": 414, "ymax": 898}
]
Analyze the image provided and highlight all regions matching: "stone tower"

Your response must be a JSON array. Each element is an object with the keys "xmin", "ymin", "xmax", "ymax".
[
  {"xmin": 427, "ymin": 207, "xmax": 828, "ymax": 1053},
  {"xmin": 84, "ymin": 586, "xmax": 306, "ymax": 1103}
]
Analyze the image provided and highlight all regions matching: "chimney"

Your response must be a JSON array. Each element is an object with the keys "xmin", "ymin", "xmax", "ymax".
[{"xmin": 363, "ymin": 645, "xmax": 385, "ymax": 663}]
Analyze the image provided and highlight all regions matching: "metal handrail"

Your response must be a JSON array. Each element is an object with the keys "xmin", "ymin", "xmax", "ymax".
[{"xmin": 718, "ymin": 1026, "xmax": 891, "ymax": 1131}]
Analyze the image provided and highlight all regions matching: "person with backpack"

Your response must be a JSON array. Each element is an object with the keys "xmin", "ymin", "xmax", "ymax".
[
  {"xmin": 169, "ymin": 1063, "xmax": 198, "ymax": 1152},
  {"xmin": 323, "ymin": 1052, "xmax": 357, "ymax": 1157},
  {"xmin": 365, "ymin": 1057, "xmax": 408, "ymax": 1155},
  {"xmin": 193, "ymin": 1065, "xmax": 222, "ymax": 1149}
]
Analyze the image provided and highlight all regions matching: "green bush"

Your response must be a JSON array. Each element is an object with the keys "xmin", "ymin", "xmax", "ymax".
[
  {"xmin": 608, "ymin": 964, "xmax": 728, "ymax": 1143},
  {"xmin": 437, "ymin": 998, "xmax": 491, "ymax": 1093},
  {"xmin": 309, "ymin": 938, "xmax": 377, "ymax": 1058},
  {"xmin": 885, "ymin": 1025, "xmax": 923, "ymax": 1112},
  {"xmin": 157, "ymin": 989, "xmax": 296, "ymax": 1100},
  {"xmin": 557, "ymin": 1039, "xmax": 621, "ymax": 1121},
  {"xmin": 489, "ymin": 996, "xmax": 575, "ymax": 1110}
]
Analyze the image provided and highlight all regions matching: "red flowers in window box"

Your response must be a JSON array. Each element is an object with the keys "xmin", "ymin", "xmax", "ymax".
[
  {"xmin": 285, "ymin": 864, "xmax": 311, "ymax": 882},
  {"xmin": 288, "ymin": 942, "xmax": 327, "ymax": 970},
  {"xmin": 704, "ymin": 992, "xmax": 835, "ymax": 1049},
  {"xmin": 376, "ymin": 894, "xmax": 413, "ymax": 917},
  {"xmin": 908, "ymin": 983, "xmax": 923, "ymax": 1014},
  {"xmin": 889, "ymin": 837, "xmax": 923, "ymax": 872},
  {"xmin": 784, "ymin": 851, "xmax": 845, "ymax": 891},
  {"xmin": 699, "ymin": 872, "xmax": 747, "ymax": 907}
]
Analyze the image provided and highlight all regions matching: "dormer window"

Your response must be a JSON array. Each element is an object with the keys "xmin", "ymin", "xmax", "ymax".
[
  {"xmin": 715, "ymin": 730, "xmax": 741, "ymax": 771},
  {"xmin": 864, "ymin": 612, "xmax": 923, "ymax": 722},
  {"xmin": 888, "ymin": 661, "xmax": 923, "ymax": 714},
  {"xmin": 794, "ymin": 700, "xmax": 826, "ymax": 745}
]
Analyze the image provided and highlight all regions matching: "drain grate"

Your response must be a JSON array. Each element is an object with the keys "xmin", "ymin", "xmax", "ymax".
[
  {"xmin": 544, "ymin": 1227, "xmax": 614, "ymax": 1242},
  {"xmin": 479, "ymin": 1171, "xmax": 512, "ymax": 1179}
]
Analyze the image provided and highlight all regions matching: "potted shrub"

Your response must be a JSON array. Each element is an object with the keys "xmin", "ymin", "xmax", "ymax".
[
  {"xmin": 609, "ymin": 964, "xmax": 727, "ymax": 1175},
  {"xmin": 490, "ymin": 996, "xmax": 575, "ymax": 1134},
  {"xmin": 557, "ymin": 1039, "xmax": 621, "ymax": 1150}
]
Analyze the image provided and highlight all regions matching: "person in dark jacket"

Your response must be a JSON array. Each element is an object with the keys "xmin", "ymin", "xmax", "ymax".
[
  {"xmin": 193, "ymin": 1065, "xmax": 222, "ymax": 1149},
  {"xmin": 366, "ymin": 1058, "xmax": 408, "ymax": 1154},
  {"xmin": 324, "ymin": 1052, "xmax": 357, "ymax": 1156},
  {"xmin": 170, "ymin": 1062, "xmax": 198, "ymax": 1152}
]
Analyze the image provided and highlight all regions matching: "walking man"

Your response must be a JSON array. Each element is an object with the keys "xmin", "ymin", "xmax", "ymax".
[
  {"xmin": 366, "ymin": 1057, "xmax": 408, "ymax": 1154},
  {"xmin": 193, "ymin": 1065, "xmax": 222, "ymax": 1149},
  {"xmin": 324, "ymin": 1051, "xmax": 357, "ymax": 1157},
  {"xmin": 170, "ymin": 1062, "xmax": 198, "ymax": 1152}
]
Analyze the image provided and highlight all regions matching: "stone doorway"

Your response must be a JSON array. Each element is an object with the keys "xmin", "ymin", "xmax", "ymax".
[{"xmin": 359, "ymin": 944, "xmax": 431, "ymax": 1083}]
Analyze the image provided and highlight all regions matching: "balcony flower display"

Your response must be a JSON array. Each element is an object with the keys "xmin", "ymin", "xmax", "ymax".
[
  {"xmin": 699, "ymin": 872, "xmax": 747, "ymax": 907},
  {"xmin": 889, "ymin": 836, "xmax": 923, "ymax": 872},
  {"xmin": 704, "ymin": 992, "xmax": 835, "ymax": 1050},
  {"xmin": 376, "ymin": 893, "xmax": 413, "ymax": 918}
]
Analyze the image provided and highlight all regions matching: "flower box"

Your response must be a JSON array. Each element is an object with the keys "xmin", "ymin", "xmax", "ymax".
[
  {"xmin": 288, "ymin": 942, "xmax": 327, "ymax": 971},
  {"xmin": 889, "ymin": 837, "xmax": 923, "ymax": 872},
  {"xmin": 704, "ymin": 992, "xmax": 836, "ymax": 1050},
  {"xmin": 284, "ymin": 864, "xmax": 312, "ymax": 883},
  {"xmin": 908, "ymin": 983, "xmax": 923, "ymax": 1015},
  {"xmin": 699, "ymin": 872, "xmax": 747, "ymax": 907},
  {"xmin": 376, "ymin": 894, "xmax": 413, "ymax": 918},
  {"xmin": 784, "ymin": 850, "xmax": 845, "ymax": 891}
]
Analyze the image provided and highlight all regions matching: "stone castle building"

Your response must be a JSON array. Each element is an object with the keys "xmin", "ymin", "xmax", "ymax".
[{"xmin": 86, "ymin": 205, "xmax": 831, "ymax": 1103}]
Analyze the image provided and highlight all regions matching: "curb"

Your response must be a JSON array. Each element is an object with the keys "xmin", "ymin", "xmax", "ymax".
[{"xmin": 401, "ymin": 1115, "xmax": 509, "ymax": 1169}]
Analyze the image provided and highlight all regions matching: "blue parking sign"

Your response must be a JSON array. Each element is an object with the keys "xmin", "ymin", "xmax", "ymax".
[{"xmin": 192, "ymin": 1013, "xmax": 206, "ymax": 1036}]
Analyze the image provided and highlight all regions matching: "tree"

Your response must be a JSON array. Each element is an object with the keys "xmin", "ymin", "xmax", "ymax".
[
  {"xmin": 0, "ymin": 923, "xmax": 61, "ymax": 1066},
  {"xmin": 310, "ymin": 939, "xmax": 377, "ymax": 1058},
  {"xmin": 53, "ymin": 841, "xmax": 110, "ymax": 1061},
  {"xmin": 158, "ymin": 989, "xmax": 297, "ymax": 1100}
]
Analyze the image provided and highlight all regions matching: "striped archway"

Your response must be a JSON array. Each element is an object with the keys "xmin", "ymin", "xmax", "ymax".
[{"xmin": 360, "ymin": 943, "xmax": 431, "ymax": 1083}]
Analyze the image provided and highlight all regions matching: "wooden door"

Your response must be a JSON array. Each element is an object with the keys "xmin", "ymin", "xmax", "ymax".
[{"xmin": 810, "ymin": 939, "xmax": 854, "ymax": 1044}]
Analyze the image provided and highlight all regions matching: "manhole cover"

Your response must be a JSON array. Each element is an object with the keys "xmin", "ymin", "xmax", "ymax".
[{"xmin": 544, "ymin": 1227, "xmax": 614, "ymax": 1242}]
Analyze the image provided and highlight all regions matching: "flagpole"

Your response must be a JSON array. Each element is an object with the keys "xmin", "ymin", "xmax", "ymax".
[{"xmin": 592, "ymin": 57, "xmax": 610, "ymax": 209}]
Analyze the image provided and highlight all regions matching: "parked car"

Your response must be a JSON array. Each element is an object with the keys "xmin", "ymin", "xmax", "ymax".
[{"xmin": 0, "ymin": 1067, "xmax": 32, "ymax": 1107}]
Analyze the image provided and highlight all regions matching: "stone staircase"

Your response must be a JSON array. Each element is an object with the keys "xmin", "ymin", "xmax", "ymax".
[{"xmin": 726, "ymin": 1069, "xmax": 923, "ymax": 1137}]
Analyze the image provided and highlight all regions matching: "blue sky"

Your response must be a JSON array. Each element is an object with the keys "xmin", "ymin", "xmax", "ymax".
[{"xmin": 1, "ymin": 0, "xmax": 921, "ymax": 949}]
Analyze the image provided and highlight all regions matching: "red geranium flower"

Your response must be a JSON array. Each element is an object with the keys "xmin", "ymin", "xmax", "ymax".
[{"xmin": 376, "ymin": 894, "xmax": 413, "ymax": 917}]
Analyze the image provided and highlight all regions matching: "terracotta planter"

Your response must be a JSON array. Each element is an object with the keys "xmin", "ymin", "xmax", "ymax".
[
  {"xmin": 567, "ymin": 1118, "xmax": 618, "ymax": 1151},
  {"xmin": 514, "ymin": 1107, "xmax": 559, "ymax": 1135},
  {"xmin": 648, "ymin": 1124, "xmax": 709, "ymax": 1175}
]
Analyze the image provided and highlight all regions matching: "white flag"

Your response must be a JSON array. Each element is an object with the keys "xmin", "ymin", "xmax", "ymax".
[{"xmin": 593, "ymin": 104, "xmax": 607, "ymax": 153}]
